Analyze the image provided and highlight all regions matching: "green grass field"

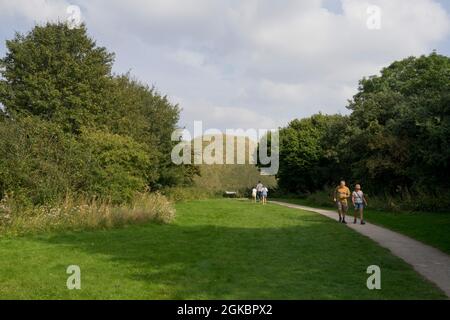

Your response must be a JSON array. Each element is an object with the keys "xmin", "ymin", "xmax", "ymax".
[
  {"xmin": 275, "ymin": 198, "xmax": 450, "ymax": 255},
  {"xmin": 0, "ymin": 199, "xmax": 446, "ymax": 299}
]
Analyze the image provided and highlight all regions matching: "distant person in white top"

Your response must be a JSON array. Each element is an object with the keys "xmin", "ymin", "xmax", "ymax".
[
  {"xmin": 352, "ymin": 184, "xmax": 368, "ymax": 225},
  {"xmin": 256, "ymin": 181, "xmax": 264, "ymax": 202},
  {"xmin": 261, "ymin": 186, "xmax": 268, "ymax": 205},
  {"xmin": 251, "ymin": 187, "xmax": 257, "ymax": 203}
]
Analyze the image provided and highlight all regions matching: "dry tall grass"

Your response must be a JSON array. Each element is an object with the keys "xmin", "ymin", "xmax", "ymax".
[{"xmin": 0, "ymin": 192, "xmax": 175, "ymax": 236}]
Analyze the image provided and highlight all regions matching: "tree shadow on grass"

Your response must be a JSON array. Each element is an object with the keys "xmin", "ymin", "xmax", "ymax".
[{"xmin": 34, "ymin": 219, "xmax": 445, "ymax": 300}]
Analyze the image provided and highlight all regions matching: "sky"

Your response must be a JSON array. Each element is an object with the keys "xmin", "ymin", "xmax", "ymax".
[{"xmin": 1, "ymin": 0, "xmax": 449, "ymax": 133}]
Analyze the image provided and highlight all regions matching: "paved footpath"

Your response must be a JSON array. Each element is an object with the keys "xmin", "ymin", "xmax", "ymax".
[{"xmin": 271, "ymin": 201, "xmax": 450, "ymax": 298}]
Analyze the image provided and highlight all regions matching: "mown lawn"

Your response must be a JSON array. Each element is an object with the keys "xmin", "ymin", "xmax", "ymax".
[
  {"xmin": 275, "ymin": 198, "xmax": 450, "ymax": 255},
  {"xmin": 0, "ymin": 199, "xmax": 446, "ymax": 299}
]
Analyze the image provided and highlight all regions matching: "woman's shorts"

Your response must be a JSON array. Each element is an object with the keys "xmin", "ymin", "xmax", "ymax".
[{"xmin": 354, "ymin": 203, "xmax": 364, "ymax": 210}]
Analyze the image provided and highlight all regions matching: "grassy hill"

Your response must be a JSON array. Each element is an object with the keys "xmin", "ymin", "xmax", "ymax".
[{"xmin": 190, "ymin": 135, "xmax": 277, "ymax": 194}]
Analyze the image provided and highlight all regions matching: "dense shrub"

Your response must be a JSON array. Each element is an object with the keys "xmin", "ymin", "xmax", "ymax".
[
  {"xmin": 0, "ymin": 118, "xmax": 160, "ymax": 205},
  {"xmin": 0, "ymin": 192, "xmax": 175, "ymax": 236},
  {"xmin": 0, "ymin": 117, "xmax": 80, "ymax": 205},
  {"xmin": 276, "ymin": 53, "xmax": 450, "ymax": 211},
  {"xmin": 0, "ymin": 23, "xmax": 196, "ymax": 209},
  {"xmin": 79, "ymin": 129, "xmax": 157, "ymax": 203},
  {"xmin": 277, "ymin": 114, "xmax": 346, "ymax": 194}
]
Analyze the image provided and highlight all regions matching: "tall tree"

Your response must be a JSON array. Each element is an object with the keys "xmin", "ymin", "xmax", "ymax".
[
  {"xmin": 277, "ymin": 114, "xmax": 347, "ymax": 193},
  {"xmin": 107, "ymin": 75, "xmax": 195, "ymax": 188},
  {"xmin": 347, "ymin": 52, "xmax": 450, "ymax": 194},
  {"xmin": 0, "ymin": 22, "xmax": 195, "ymax": 204},
  {"xmin": 0, "ymin": 23, "xmax": 114, "ymax": 133}
]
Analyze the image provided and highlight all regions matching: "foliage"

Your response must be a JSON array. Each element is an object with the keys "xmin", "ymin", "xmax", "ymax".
[
  {"xmin": 105, "ymin": 75, "xmax": 188, "ymax": 188},
  {"xmin": 277, "ymin": 53, "xmax": 450, "ymax": 210},
  {"xmin": 347, "ymin": 52, "xmax": 450, "ymax": 194},
  {"xmin": 0, "ymin": 23, "xmax": 114, "ymax": 133},
  {"xmin": 277, "ymin": 114, "xmax": 347, "ymax": 193},
  {"xmin": 78, "ymin": 129, "xmax": 156, "ymax": 203},
  {"xmin": 0, "ymin": 117, "xmax": 157, "ymax": 205},
  {"xmin": 0, "ymin": 22, "xmax": 195, "ymax": 208},
  {"xmin": 0, "ymin": 116, "xmax": 80, "ymax": 205}
]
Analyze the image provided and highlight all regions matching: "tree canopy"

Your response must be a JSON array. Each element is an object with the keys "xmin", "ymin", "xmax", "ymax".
[
  {"xmin": 277, "ymin": 53, "xmax": 450, "ymax": 210},
  {"xmin": 0, "ymin": 23, "xmax": 192, "ymax": 204}
]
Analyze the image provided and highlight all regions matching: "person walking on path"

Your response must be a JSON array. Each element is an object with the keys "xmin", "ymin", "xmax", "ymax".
[
  {"xmin": 256, "ymin": 181, "xmax": 264, "ymax": 202},
  {"xmin": 352, "ymin": 184, "xmax": 368, "ymax": 225},
  {"xmin": 261, "ymin": 186, "xmax": 268, "ymax": 205},
  {"xmin": 334, "ymin": 180, "xmax": 351, "ymax": 224},
  {"xmin": 251, "ymin": 187, "xmax": 257, "ymax": 203}
]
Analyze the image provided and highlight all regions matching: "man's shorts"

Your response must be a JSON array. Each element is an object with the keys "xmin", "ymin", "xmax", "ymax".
[
  {"xmin": 337, "ymin": 201, "xmax": 348, "ymax": 211},
  {"xmin": 354, "ymin": 203, "xmax": 364, "ymax": 210}
]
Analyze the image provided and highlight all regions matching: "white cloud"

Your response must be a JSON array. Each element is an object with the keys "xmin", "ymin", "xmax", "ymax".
[
  {"xmin": 172, "ymin": 50, "xmax": 206, "ymax": 68},
  {"xmin": 0, "ymin": 0, "xmax": 69, "ymax": 22},
  {"xmin": 177, "ymin": 98, "xmax": 279, "ymax": 133},
  {"xmin": 259, "ymin": 79, "xmax": 308, "ymax": 105},
  {"xmin": 1, "ymin": 0, "xmax": 449, "ymax": 130}
]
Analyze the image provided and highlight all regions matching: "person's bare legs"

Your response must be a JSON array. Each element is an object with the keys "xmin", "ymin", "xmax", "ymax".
[
  {"xmin": 342, "ymin": 204, "xmax": 348, "ymax": 223},
  {"xmin": 360, "ymin": 207, "xmax": 365, "ymax": 224},
  {"xmin": 354, "ymin": 208, "xmax": 358, "ymax": 224}
]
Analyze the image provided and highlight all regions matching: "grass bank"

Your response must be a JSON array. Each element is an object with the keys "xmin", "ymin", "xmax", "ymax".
[{"xmin": 0, "ymin": 199, "xmax": 445, "ymax": 299}]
